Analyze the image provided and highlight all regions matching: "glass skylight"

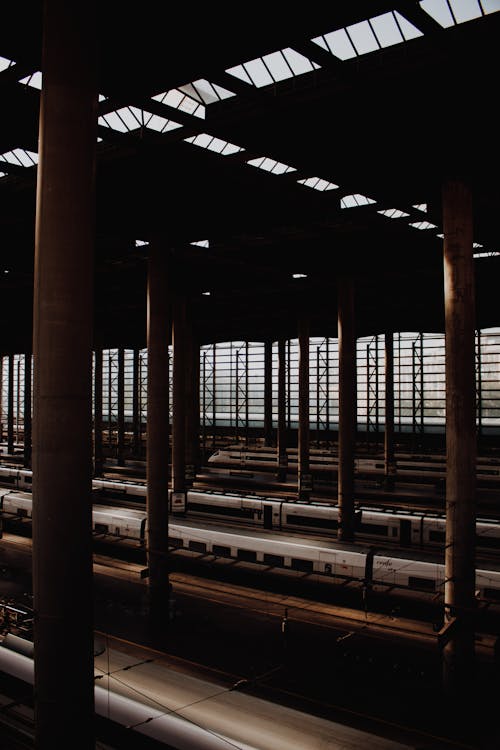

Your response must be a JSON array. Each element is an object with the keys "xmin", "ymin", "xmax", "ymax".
[
  {"xmin": 412, "ymin": 203, "xmax": 428, "ymax": 212},
  {"xmin": 409, "ymin": 220, "xmax": 438, "ymax": 229},
  {"xmin": 0, "ymin": 148, "xmax": 38, "ymax": 167},
  {"xmin": 312, "ymin": 11, "xmax": 422, "ymax": 61},
  {"xmin": 377, "ymin": 208, "xmax": 410, "ymax": 218},
  {"xmin": 247, "ymin": 157, "xmax": 296, "ymax": 174},
  {"xmin": 135, "ymin": 240, "xmax": 149, "ymax": 247},
  {"xmin": 0, "ymin": 172, "xmax": 7, "ymax": 179},
  {"xmin": 184, "ymin": 133, "xmax": 243, "ymax": 156},
  {"xmin": 226, "ymin": 47, "xmax": 320, "ymax": 88},
  {"xmin": 297, "ymin": 177, "xmax": 338, "ymax": 191},
  {"xmin": 19, "ymin": 71, "xmax": 42, "ymax": 90},
  {"xmin": 0, "ymin": 56, "xmax": 14, "ymax": 73},
  {"xmin": 292, "ymin": 273, "xmax": 307, "ymax": 278},
  {"xmin": 341, "ymin": 193, "xmax": 376, "ymax": 208},
  {"xmin": 473, "ymin": 242, "xmax": 484, "ymax": 248},
  {"xmin": 191, "ymin": 239, "xmax": 210, "ymax": 248},
  {"xmin": 474, "ymin": 250, "xmax": 500, "ymax": 258},
  {"xmin": 420, "ymin": 0, "xmax": 498, "ymax": 28},
  {"xmin": 153, "ymin": 79, "xmax": 235, "ymax": 120},
  {"xmin": 98, "ymin": 106, "xmax": 182, "ymax": 134}
]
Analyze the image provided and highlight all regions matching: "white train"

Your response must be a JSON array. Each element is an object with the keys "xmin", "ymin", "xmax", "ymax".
[
  {"xmin": 207, "ymin": 448, "xmax": 500, "ymax": 484},
  {"xmin": 2, "ymin": 488, "xmax": 500, "ymax": 601},
  {"xmin": 1, "ymin": 463, "xmax": 500, "ymax": 553}
]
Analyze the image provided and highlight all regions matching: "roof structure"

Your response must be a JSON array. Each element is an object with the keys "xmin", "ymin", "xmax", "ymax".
[{"xmin": 1, "ymin": 1, "xmax": 500, "ymax": 350}]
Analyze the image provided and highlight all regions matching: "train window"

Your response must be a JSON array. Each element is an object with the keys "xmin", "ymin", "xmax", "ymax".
[
  {"xmin": 188, "ymin": 502, "xmax": 254, "ymax": 519},
  {"xmin": 237, "ymin": 548, "xmax": 257, "ymax": 562},
  {"xmin": 475, "ymin": 536, "xmax": 500, "ymax": 549},
  {"xmin": 291, "ymin": 558, "xmax": 314, "ymax": 573},
  {"xmin": 408, "ymin": 576, "xmax": 435, "ymax": 592},
  {"xmin": 286, "ymin": 514, "xmax": 338, "ymax": 530},
  {"xmin": 428, "ymin": 530, "xmax": 445, "ymax": 543},
  {"xmin": 264, "ymin": 553, "xmax": 284, "ymax": 567},
  {"xmin": 213, "ymin": 544, "xmax": 231, "ymax": 557},
  {"xmin": 168, "ymin": 536, "xmax": 183, "ymax": 548},
  {"xmin": 24, "ymin": 476, "xmax": 32, "ymax": 484},
  {"xmin": 358, "ymin": 522, "xmax": 389, "ymax": 536},
  {"xmin": 94, "ymin": 523, "xmax": 109, "ymax": 534},
  {"xmin": 188, "ymin": 540, "xmax": 207, "ymax": 553}
]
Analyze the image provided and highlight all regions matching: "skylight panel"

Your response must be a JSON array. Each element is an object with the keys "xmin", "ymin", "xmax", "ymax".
[
  {"xmin": 153, "ymin": 89, "xmax": 205, "ymax": 118},
  {"xmin": 473, "ymin": 242, "xmax": 483, "ymax": 248},
  {"xmin": 99, "ymin": 106, "xmax": 181, "ymax": 133},
  {"xmin": 184, "ymin": 133, "xmax": 243, "ymax": 155},
  {"xmin": 191, "ymin": 239, "xmax": 210, "ymax": 248},
  {"xmin": 409, "ymin": 220, "xmax": 438, "ymax": 229},
  {"xmin": 0, "ymin": 172, "xmax": 7, "ymax": 179},
  {"xmin": 481, "ymin": 0, "xmax": 500, "ymax": 13},
  {"xmin": 298, "ymin": 177, "xmax": 338, "ymax": 191},
  {"xmin": 226, "ymin": 48, "xmax": 319, "ymax": 88},
  {"xmin": 19, "ymin": 71, "xmax": 42, "ymax": 89},
  {"xmin": 247, "ymin": 157, "xmax": 296, "ymax": 174},
  {"xmin": 182, "ymin": 79, "xmax": 235, "ymax": 105},
  {"xmin": 0, "ymin": 148, "xmax": 38, "ymax": 167},
  {"xmin": 0, "ymin": 56, "xmax": 14, "ymax": 73},
  {"xmin": 341, "ymin": 193, "xmax": 376, "ymax": 208},
  {"xmin": 420, "ymin": 0, "xmax": 490, "ymax": 26},
  {"xmin": 281, "ymin": 48, "xmax": 319, "ymax": 75},
  {"xmin": 474, "ymin": 251, "xmax": 500, "ymax": 258},
  {"xmin": 413, "ymin": 203, "xmax": 428, "ymax": 212},
  {"xmin": 312, "ymin": 11, "xmax": 422, "ymax": 60},
  {"xmin": 370, "ymin": 12, "xmax": 405, "ymax": 47},
  {"xmin": 135, "ymin": 239, "xmax": 149, "ymax": 247},
  {"xmin": 225, "ymin": 64, "xmax": 253, "ymax": 85},
  {"xmin": 313, "ymin": 29, "xmax": 357, "ymax": 60},
  {"xmin": 243, "ymin": 58, "xmax": 274, "ymax": 87},
  {"xmin": 347, "ymin": 21, "xmax": 381, "ymax": 55},
  {"xmin": 377, "ymin": 208, "xmax": 410, "ymax": 218}
]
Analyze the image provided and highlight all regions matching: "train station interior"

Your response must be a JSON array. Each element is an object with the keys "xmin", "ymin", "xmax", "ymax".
[{"xmin": 1, "ymin": 2, "xmax": 500, "ymax": 748}]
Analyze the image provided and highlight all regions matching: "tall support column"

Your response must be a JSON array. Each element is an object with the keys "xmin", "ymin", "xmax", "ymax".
[
  {"xmin": 172, "ymin": 296, "xmax": 187, "ymax": 497},
  {"xmin": 184, "ymin": 309, "xmax": 197, "ymax": 485},
  {"xmin": 32, "ymin": 3, "xmax": 97, "ymax": 746},
  {"xmin": 7, "ymin": 354, "xmax": 14, "ymax": 455},
  {"xmin": 117, "ymin": 347, "xmax": 125, "ymax": 464},
  {"xmin": 132, "ymin": 348, "xmax": 141, "ymax": 457},
  {"xmin": 93, "ymin": 347, "xmax": 103, "ymax": 477},
  {"xmin": 146, "ymin": 241, "xmax": 170, "ymax": 614},
  {"xmin": 264, "ymin": 340, "xmax": 273, "ymax": 446},
  {"xmin": 384, "ymin": 331, "xmax": 396, "ymax": 490},
  {"xmin": 442, "ymin": 178, "xmax": 476, "ymax": 701},
  {"xmin": 23, "ymin": 353, "xmax": 32, "ymax": 468},
  {"xmin": 277, "ymin": 339, "xmax": 288, "ymax": 480},
  {"xmin": 298, "ymin": 317, "xmax": 311, "ymax": 500},
  {"xmin": 338, "ymin": 278, "xmax": 356, "ymax": 542},
  {"xmin": 0, "ymin": 356, "xmax": 3, "ymax": 441}
]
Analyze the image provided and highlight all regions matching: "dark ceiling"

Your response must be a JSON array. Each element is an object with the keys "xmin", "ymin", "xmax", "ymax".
[{"xmin": 1, "ymin": 2, "xmax": 499, "ymax": 350}]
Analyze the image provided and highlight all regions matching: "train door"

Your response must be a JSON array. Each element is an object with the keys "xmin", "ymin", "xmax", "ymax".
[
  {"xmin": 263, "ymin": 504, "xmax": 273, "ymax": 530},
  {"xmin": 400, "ymin": 519, "xmax": 412, "ymax": 546}
]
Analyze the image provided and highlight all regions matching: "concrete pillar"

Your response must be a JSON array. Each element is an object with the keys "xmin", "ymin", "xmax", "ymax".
[
  {"xmin": 442, "ymin": 178, "xmax": 477, "ymax": 702},
  {"xmin": 384, "ymin": 331, "xmax": 396, "ymax": 490},
  {"xmin": 277, "ymin": 339, "xmax": 288, "ymax": 480},
  {"xmin": 172, "ymin": 296, "xmax": 187, "ymax": 496},
  {"xmin": 146, "ymin": 241, "xmax": 171, "ymax": 614},
  {"xmin": 93, "ymin": 347, "xmax": 103, "ymax": 477},
  {"xmin": 7, "ymin": 354, "xmax": 14, "ymax": 455},
  {"xmin": 23, "ymin": 353, "xmax": 32, "ymax": 468},
  {"xmin": 132, "ymin": 348, "xmax": 141, "ymax": 457},
  {"xmin": 117, "ymin": 347, "xmax": 125, "ymax": 464},
  {"xmin": 264, "ymin": 340, "xmax": 273, "ymax": 446},
  {"xmin": 298, "ymin": 317, "xmax": 311, "ymax": 500},
  {"xmin": 337, "ymin": 277, "xmax": 356, "ymax": 542},
  {"xmin": 32, "ymin": 2, "xmax": 97, "ymax": 746},
  {"xmin": 184, "ymin": 309, "xmax": 198, "ymax": 484}
]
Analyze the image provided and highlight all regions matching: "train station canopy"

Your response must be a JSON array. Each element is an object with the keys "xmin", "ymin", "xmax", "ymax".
[{"xmin": 1, "ymin": 1, "xmax": 499, "ymax": 349}]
